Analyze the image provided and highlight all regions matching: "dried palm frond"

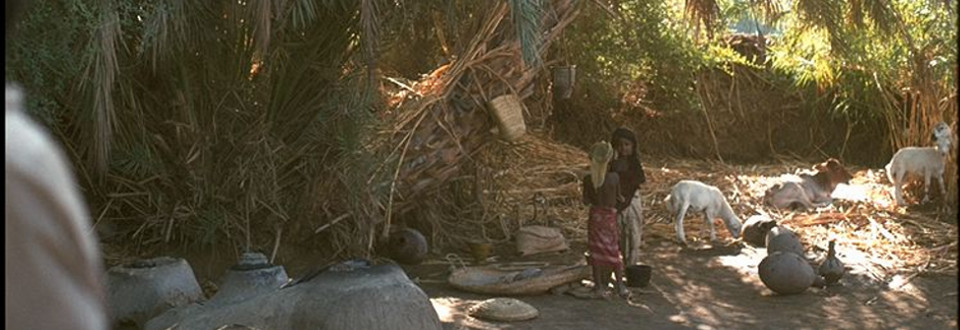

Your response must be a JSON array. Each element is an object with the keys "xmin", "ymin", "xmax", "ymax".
[
  {"xmin": 139, "ymin": 1, "xmax": 188, "ymax": 70},
  {"xmin": 360, "ymin": 0, "xmax": 381, "ymax": 84},
  {"xmin": 254, "ymin": 0, "xmax": 273, "ymax": 58},
  {"xmin": 685, "ymin": 0, "xmax": 721, "ymax": 40},
  {"xmin": 79, "ymin": 0, "xmax": 123, "ymax": 174}
]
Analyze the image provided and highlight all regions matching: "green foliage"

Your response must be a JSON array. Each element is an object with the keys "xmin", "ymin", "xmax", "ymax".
[
  {"xmin": 6, "ymin": 0, "xmax": 956, "ymax": 252},
  {"xmin": 564, "ymin": 0, "xmax": 705, "ymax": 114},
  {"xmin": 770, "ymin": 0, "xmax": 956, "ymax": 128},
  {"xmin": 6, "ymin": 0, "xmax": 387, "ymax": 252},
  {"xmin": 5, "ymin": 0, "xmax": 96, "ymax": 127}
]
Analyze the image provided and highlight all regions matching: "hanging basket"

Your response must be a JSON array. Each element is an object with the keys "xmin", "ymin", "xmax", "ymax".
[
  {"xmin": 488, "ymin": 94, "xmax": 527, "ymax": 142},
  {"xmin": 552, "ymin": 65, "xmax": 576, "ymax": 99}
]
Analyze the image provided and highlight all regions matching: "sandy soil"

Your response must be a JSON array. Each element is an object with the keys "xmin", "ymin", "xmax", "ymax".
[
  {"xmin": 401, "ymin": 238, "xmax": 958, "ymax": 330},
  {"xmin": 126, "ymin": 156, "xmax": 958, "ymax": 330},
  {"xmin": 161, "ymin": 219, "xmax": 957, "ymax": 330}
]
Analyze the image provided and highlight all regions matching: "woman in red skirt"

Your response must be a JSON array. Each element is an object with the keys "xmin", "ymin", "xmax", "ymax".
[{"xmin": 582, "ymin": 141, "xmax": 629, "ymax": 298}]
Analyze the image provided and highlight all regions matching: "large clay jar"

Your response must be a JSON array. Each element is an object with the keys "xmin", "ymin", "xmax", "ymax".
[
  {"xmin": 145, "ymin": 263, "xmax": 441, "ymax": 330},
  {"xmin": 765, "ymin": 225, "xmax": 804, "ymax": 256},
  {"xmin": 107, "ymin": 257, "xmax": 203, "ymax": 328},
  {"xmin": 210, "ymin": 252, "xmax": 289, "ymax": 306},
  {"xmin": 758, "ymin": 251, "xmax": 816, "ymax": 295},
  {"xmin": 387, "ymin": 228, "xmax": 429, "ymax": 265},
  {"xmin": 740, "ymin": 215, "xmax": 777, "ymax": 247}
]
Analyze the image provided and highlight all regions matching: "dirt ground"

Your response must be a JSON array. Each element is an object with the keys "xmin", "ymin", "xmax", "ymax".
[
  {"xmin": 174, "ymin": 233, "xmax": 958, "ymax": 330},
  {"xmin": 400, "ymin": 237, "xmax": 958, "ymax": 330},
  {"xmin": 112, "ymin": 158, "xmax": 959, "ymax": 330}
]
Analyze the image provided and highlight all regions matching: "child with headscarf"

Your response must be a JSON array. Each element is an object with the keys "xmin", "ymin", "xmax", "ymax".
[
  {"xmin": 609, "ymin": 127, "xmax": 647, "ymax": 266},
  {"xmin": 582, "ymin": 141, "xmax": 629, "ymax": 298}
]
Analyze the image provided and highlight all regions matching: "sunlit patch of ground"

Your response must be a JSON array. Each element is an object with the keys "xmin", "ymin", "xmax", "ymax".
[
  {"xmin": 467, "ymin": 139, "xmax": 955, "ymax": 293},
  {"xmin": 634, "ymin": 159, "xmax": 958, "ymax": 284},
  {"xmin": 430, "ymin": 296, "xmax": 505, "ymax": 329}
]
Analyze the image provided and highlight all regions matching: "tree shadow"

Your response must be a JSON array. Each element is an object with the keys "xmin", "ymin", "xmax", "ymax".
[{"xmin": 644, "ymin": 238, "xmax": 957, "ymax": 329}]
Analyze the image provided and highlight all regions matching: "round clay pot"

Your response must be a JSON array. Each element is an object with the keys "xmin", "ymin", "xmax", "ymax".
[
  {"xmin": 107, "ymin": 257, "xmax": 203, "ymax": 328},
  {"xmin": 765, "ymin": 225, "xmax": 804, "ymax": 256},
  {"xmin": 387, "ymin": 228, "xmax": 428, "ymax": 265},
  {"xmin": 211, "ymin": 252, "xmax": 289, "ymax": 306},
  {"xmin": 758, "ymin": 251, "xmax": 816, "ymax": 295}
]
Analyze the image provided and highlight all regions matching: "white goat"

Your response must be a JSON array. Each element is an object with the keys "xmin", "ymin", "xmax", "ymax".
[
  {"xmin": 885, "ymin": 122, "xmax": 954, "ymax": 206},
  {"xmin": 664, "ymin": 180, "xmax": 743, "ymax": 245}
]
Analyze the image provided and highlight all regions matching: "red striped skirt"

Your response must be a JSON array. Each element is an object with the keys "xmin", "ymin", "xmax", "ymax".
[{"xmin": 587, "ymin": 206, "xmax": 623, "ymax": 270}]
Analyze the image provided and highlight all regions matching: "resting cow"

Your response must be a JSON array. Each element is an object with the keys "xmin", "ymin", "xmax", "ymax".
[{"xmin": 764, "ymin": 158, "xmax": 853, "ymax": 210}]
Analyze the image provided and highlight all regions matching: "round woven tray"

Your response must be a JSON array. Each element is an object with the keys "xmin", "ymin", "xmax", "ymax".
[
  {"xmin": 469, "ymin": 297, "xmax": 539, "ymax": 322},
  {"xmin": 447, "ymin": 263, "xmax": 590, "ymax": 296}
]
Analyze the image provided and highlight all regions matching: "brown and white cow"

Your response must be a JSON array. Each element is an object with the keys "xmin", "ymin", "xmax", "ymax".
[{"xmin": 764, "ymin": 158, "xmax": 853, "ymax": 210}]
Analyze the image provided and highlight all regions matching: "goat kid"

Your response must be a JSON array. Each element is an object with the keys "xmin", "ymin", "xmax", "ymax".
[
  {"xmin": 664, "ymin": 180, "xmax": 743, "ymax": 245},
  {"xmin": 886, "ymin": 122, "xmax": 954, "ymax": 206}
]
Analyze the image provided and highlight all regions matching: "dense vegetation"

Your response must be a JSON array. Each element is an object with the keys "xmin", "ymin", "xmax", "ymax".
[{"xmin": 6, "ymin": 0, "xmax": 956, "ymax": 258}]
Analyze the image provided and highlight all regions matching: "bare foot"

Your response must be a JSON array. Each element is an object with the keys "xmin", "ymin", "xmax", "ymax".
[
  {"xmin": 617, "ymin": 284, "xmax": 631, "ymax": 299},
  {"xmin": 591, "ymin": 288, "xmax": 607, "ymax": 300}
]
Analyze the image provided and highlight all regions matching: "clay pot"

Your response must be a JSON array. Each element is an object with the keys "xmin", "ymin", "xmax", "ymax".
[
  {"xmin": 107, "ymin": 257, "xmax": 203, "ymax": 328},
  {"xmin": 470, "ymin": 242, "xmax": 493, "ymax": 263},
  {"xmin": 765, "ymin": 225, "xmax": 804, "ymax": 256},
  {"xmin": 758, "ymin": 251, "xmax": 816, "ymax": 295},
  {"xmin": 387, "ymin": 228, "xmax": 428, "ymax": 265},
  {"xmin": 211, "ymin": 252, "xmax": 289, "ymax": 306}
]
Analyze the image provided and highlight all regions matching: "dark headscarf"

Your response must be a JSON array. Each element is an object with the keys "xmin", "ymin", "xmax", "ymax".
[{"xmin": 609, "ymin": 127, "xmax": 646, "ymax": 211}]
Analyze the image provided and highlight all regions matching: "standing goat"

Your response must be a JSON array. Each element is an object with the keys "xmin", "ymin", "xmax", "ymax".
[
  {"xmin": 885, "ymin": 122, "xmax": 954, "ymax": 206},
  {"xmin": 664, "ymin": 180, "xmax": 743, "ymax": 245}
]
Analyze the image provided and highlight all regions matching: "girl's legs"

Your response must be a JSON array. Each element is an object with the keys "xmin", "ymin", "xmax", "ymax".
[
  {"xmin": 614, "ymin": 267, "xmax": 629, "ymax": 298},
  {"xmin": 592, "ymin": 266, "xmax": 608, "ymax": 296}
]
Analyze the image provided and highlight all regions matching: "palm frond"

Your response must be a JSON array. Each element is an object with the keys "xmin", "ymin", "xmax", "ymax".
[
  {"xmin": 286, "ymin": 0, "xmax": 319, "ymax": 29},
  {"xmin": 254, "ymin": 0, "xmax": 273, "ymax": 58},
  {"xmin": 80, "ymin": 0, "xmax": 122, "ymax": 174},
  {"xmin": 749, "ymin": 0, "xmax": 785, "ymax": 25},
  {"xmin": 685, "ymin": 0, "xmax": 721, "ymax": 40},
  {"xmin": 360, "ymin": 0, "xmax": 381, "ymax": 86},
  {"xmin": 140, "ymin": 1, "xmax": 188, "ymax": 70},
  {"xmin": 847, "ymin": 0, "xmax": 865, "ymax": 28},
  {"xmin": 510, "ymin": 0, "xmax": 544, "ymax": 68},
  {"xmin": 793, "ymin": 0, "xmax": 847, "ymax": 54},
  {"xmin": 864, "ymin": 0, "xmax": 896, "ymax": 35}
]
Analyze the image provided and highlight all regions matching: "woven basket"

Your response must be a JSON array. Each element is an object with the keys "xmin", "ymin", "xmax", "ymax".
[
  {"xmin": 552, "ymin": 65, "xmax": 576, "ymax": 99},
  {"xmin": 488, "ymin": 94, "xmax": 527, "ymax": 142}
]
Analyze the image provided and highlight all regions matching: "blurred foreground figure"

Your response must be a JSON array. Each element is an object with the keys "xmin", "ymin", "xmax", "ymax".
[
  {"xmin": 5, "ymin": 85, "xmax": 107, "ymax": 330},
  {"xmin": 6, "ymin": 1, "xmax": 107, "ymax": 328}
]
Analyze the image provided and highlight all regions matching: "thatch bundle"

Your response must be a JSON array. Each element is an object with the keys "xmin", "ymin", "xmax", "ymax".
[{"xmin": 372, "ymin": 0, "xmax": 581, "ymax": 242}]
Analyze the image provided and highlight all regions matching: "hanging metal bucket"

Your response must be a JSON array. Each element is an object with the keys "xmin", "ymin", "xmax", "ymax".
[
  {"xmin": 552, "ymin": 65, "xmax": 576, "ymax": 99},
  {"xmin": 487, "ymin": 94, "xmax": 527, "ymax": 142}
]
